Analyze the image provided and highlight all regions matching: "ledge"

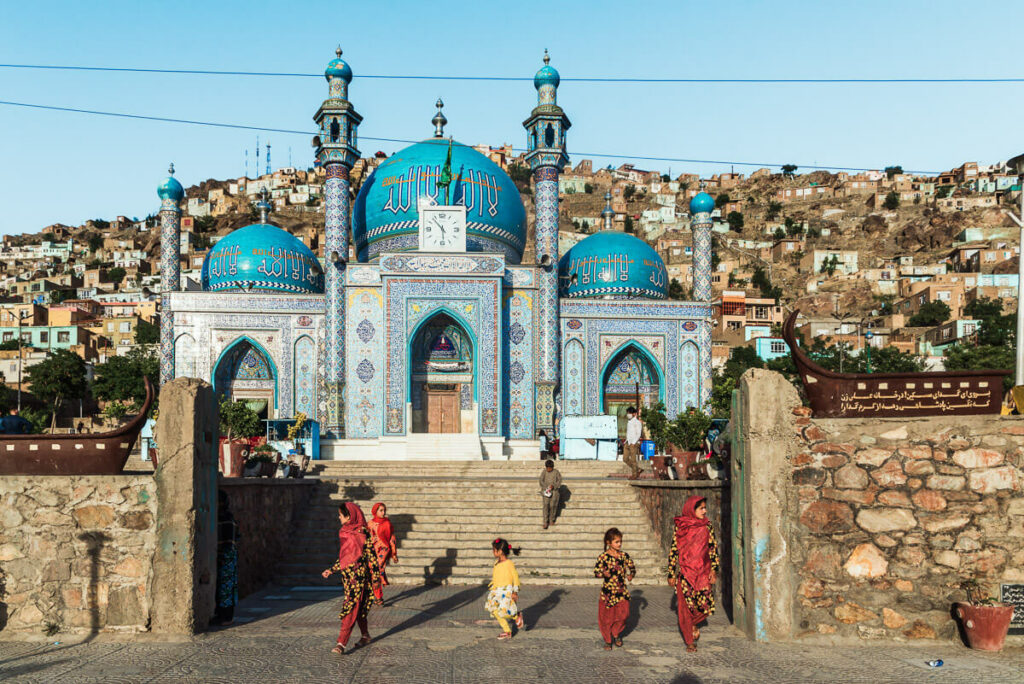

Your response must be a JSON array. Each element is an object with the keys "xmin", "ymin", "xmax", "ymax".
[
  {"xmin": 628, "ymin": 479, "xmax": 727, "ymax": 489},
  {"xmin": 218, "ymin": 477, "xmax": 318, "ymax": 487}
]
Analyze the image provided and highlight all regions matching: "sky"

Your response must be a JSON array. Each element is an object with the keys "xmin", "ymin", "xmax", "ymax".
[{"xmin": 2, "ymin": 0, "xmax": 1023, "ymax": 236}]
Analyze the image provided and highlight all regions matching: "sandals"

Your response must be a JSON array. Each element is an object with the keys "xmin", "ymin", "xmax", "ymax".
[
  {"xmin": 613, "ymin": 637, "xmax": 623, "ymax": 647},
  {"xmin": 514, "ymin": 614, "xmax": 525, "ymax": 629},
  {"xmin": 693, "ymin": 627, "xmax": 700, "ymax": 642},
  {"xmin": 331, "ymin": 644, "xmax": 345, "ymax": 654},
  {"xmin": 603, "ymin": 643, "xmax": 613, "ymax": 650},
  {"xmin": 686, "ymin": 644, "xmax": 698, "ymax": 653},
  {"xmin": 357, "ymin": 635, "xmax": 372, "ymax": 646},
  {"xmin": 497, "ymin": 632, "xmax": 512, "ymax": 640}
]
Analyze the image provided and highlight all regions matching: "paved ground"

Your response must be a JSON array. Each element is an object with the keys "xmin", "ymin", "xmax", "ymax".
[{"xmin": 2, "ymin": 584, "xmax": 1022, "ymax": 683}]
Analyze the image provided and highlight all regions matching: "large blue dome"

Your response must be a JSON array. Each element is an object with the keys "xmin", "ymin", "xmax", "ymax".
[
  {"xmin": 689, "ymin": 192, "xmax": 715, "ymax": 215},
  {"xmin": 157, "ymin": 175, "xmax": 183, "ymax": 202},
  {"xmin": 201, "ymin": 224, "xmax": 324, "ymax": 294},
  {"xmin": 352, "ymin": 139, "xmax": 527, "ymax": 263},
  {"xmin": 559, "ymin": 232, "xmax": 668, "ymax": 299}
]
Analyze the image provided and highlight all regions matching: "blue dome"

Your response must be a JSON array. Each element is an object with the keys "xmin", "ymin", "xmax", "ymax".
[
  {"xmin": 689, "ymin": 192, "xmax": 715, "ymax": 215},
  {"xmin": 201, "ymin": 224, "xmax": 324, "ymax": 294},
  {"xmin": 157, "ymin": 175, "xmax": 184, "ymax": 202},
  {"xmin": 534, "ymin": 64, "xmax": 560, "ymax": 89},
  {"xmin": 325, "ymin": 57, "xmax": 352, "ymax": 84},
  {"xmin": 353, "ymin": 139, "xmax": 527, "ymax": 262},
  {"xmin": 559, "ymin": 231, "xmax": 668, "ymax": 299}
]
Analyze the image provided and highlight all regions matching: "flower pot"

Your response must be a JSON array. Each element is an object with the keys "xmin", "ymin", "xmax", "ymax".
[
  {"xmin": 955, "ymin": 602, "xmax": 1014, "ymax": 651},
  {"xmin": 650, "ymin": 455, "xmax": 671, "ymax": 479},
  {"xmin": 673, "ymin": 451, "xmax": 699, "ymax": 479},
  {"xmin": 219, "ymin": 441, "xmax": 248, "ymax": 478}
]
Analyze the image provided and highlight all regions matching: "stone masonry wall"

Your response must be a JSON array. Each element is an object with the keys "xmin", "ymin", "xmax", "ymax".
[
  {"xmin": 790, "ymin": 408, "xmax": 1024, "ymax": 640},
  {"xmin": 220, "ymin": 478, "xmax": 317, "ymax": 599},
  {"xmin": 0, "ymin": 475, "xmax": 158, "ymax": 635}
]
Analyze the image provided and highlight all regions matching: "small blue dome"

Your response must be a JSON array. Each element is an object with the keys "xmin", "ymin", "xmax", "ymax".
[
  {"xmin": 325, "ymin": 47, "xmax": 353, "ymax": 83},
  {"xmin": 534, "ymin": 49, "xmax": 560, "ymax": 89},
  {"xmin": 689, "ymin": 192, "xmax": 715, "ymax": 215},
  {"xmin": 201, "ymin": 224, "xmax": 324, "ymax": 294},
  {"xmin": 353, "ymin": 139, "xmax": 527, "ymax": 262},
  {"xmin": 157, "ymin": 166, "xmax": 184, "ymax": 202},
  {"xmin": 559, "ymin": 231, "xmax": 668, "ymax": 300}
]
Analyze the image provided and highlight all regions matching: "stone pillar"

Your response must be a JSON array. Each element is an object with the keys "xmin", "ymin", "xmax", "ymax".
[
  {"xmin": 323, "ymin": 163, "xmax": 350, "ymax": 436},
  {"xmin": 732, "ymin": 369, "xmax": 797, "ymax": 641},
  {"xmin": 151, "ymin": 377, "xmax": 218, "ymax": 634}
]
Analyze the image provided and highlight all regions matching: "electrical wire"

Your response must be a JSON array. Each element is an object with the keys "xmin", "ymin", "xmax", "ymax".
[
  {"xmin": 0, "ymin": 99, "xmax": 943, "ymax": 174},
  {"xmin": 2, "ymin": 63, "xmax": 1023, "ymax": 84}
]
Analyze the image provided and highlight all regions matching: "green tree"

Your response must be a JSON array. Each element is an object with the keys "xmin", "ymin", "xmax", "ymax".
[
  {"xmin": 193, "ymin": 215, "xmax": 216, "ymax": 233},
  {"xmin": 884, "ymin": 166, "xmax": 904, "ymax": 179},
  {"xmin": 584, "ymin": 183, "xmax": 594, "ymax": 194},
  {"xmin": 24, "ymin": 349, "xmax": 88, "ymax": 429},
  {"xmin": 936, "ymin": 186, "xmax": 953, "ymax": 199},
  {"xmin": 964, "ymin": 297, "xmax": 1013, "ymax": 346},
  {"xmin": 785, "ymin": 216, "xmax": 802, "ymax": 237},
  {"xmin": 91, "ymin": 219, "xmax": 110, "ymax": 229},
  {"xmin": 133, "ymin": 319, "xmax": 159, "ymax": 345},
  {"xmin": 623, "ymin": 185, "xmax": 635, "ymax": 201},
  {"xmin": 624, "ymin": 216, "xmax": 634, "ymax": 233},
  {"xmin": 105, "ymin": 267, "xmax": 127, "ymax": 284},
  {"xmin": 765, "ymin": 201, "xmax": 782, "ymax": 221},
  {"xmin": 883, "ymin": 191, "xmax": 900, "ymax": 210},
  {"xmin": 751, "ymin": 266, "xmax": 781, "ymax": 301},
  {"xmin": 773, "ymin": 227, "xmax": 786, "ymax": 241},
  {"xmin": 944, "ymin": 344, "xmax": 1015, "ymax": 391},
  {"xmin": 715, "ymin": 193, "xmax": 730, "ymax": 209},
  {"xmin": 820, "ymin": 255, "xmax": 839, "ymax": 276},
  {"xmin": 92, "ymin": 346, "xmax": 159, "ymax": 408},
  {"xmin": 781, "ymin": 164, "xmax": 798, "ymax": 178},
  {"xmin": 88, "ymin": 235, "xmax": 103, "ymax": 252},
  {"xmin": 0, "ymin": 339, "xmax": 21, "ymax": 351},
  {"xmin": 640, "ymin": 401, "xmax": 670, "ymax": 454},
  {"xmin": 668, "ymin": 278, "xmax": 691, "ymax": 300},
  {"xmin": 726, "ymin": 211, "xmax": 744, "ymax": 232},
  {"xmin": 907, "ymin": 300, "xmax": 951, "ymax": 327},
  {"xmin": 50, "ymin": 289, "xmax": 75, "ymax": 305},
  {"xmin": 219, "ymin": 398, "xmax": 262, "ymax": 442},
  {"xmin": 874, "ymin": 294, "xmax": 896, "ymax": 315}
]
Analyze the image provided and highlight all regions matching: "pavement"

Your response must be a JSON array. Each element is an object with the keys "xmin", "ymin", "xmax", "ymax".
[{"xmin": 2, "ymin": 584, "xmax": 1022, "ymax": 683}]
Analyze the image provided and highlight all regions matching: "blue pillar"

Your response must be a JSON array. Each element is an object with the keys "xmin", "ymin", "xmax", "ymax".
[
  {"xmin": 314, "ymin": 47, "xmax": 361, "ymax": 437},
  {"xmin": 690, "ymin": 191, "xmax": 715, "ymax": 409},
  {"xmin": 157, "ymin": 164, "xmax": 183, "ymax": 387}
]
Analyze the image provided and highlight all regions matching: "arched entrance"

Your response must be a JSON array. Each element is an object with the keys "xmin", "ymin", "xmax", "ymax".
[
  {"xmin": 410, "ymin": 312, "xmax": 475, "ymax": 433},
  {"xmin": 213, "ymin": 338, "xmax": 278, "ymax": 419},
  {"xmin": 601, "ymin": 344, "xmax": 662, "ymax": 438}
]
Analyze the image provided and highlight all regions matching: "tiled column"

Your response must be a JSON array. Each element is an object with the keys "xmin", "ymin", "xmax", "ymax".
[
  {"xmin": 159, "ymin": 199, "xmax": 181, "ymax": 386},
  {"xmin": 324, "ymin": 162, "xmax": 350, "ymax": 436}
]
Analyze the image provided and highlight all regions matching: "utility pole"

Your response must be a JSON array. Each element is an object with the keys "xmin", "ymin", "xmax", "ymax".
[
  {"xmin": 1004, "ymin": 178, "xmax": 1024, "ymax": 387},
  {"xmin": 16, "ymin": 310, "xmax": 29, "ymax": 411}
]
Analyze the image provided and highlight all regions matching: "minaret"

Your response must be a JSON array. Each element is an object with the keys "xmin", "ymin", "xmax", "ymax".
[
  {"xmin": 689, "ymin": 188, "xmax": 715, "ymax": 410},
  {"xmin": 524, "ymin": 49, "xmax": 570, "ymax": 434},
  {"xmin": 157, "ymin": 164, "xmax": 184, "ymax": 386},
  {"xmin": 313, "ymin": 46, "xmax": 362, "ymax": 437},
  {"xmin": 601, "ymin": 191, "xmax": 614, "ymax": 232}
]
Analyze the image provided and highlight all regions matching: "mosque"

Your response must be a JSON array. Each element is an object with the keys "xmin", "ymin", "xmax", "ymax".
[{"xmin": 156, "ymin": 48, "xmax": 715, "ymax": 460}]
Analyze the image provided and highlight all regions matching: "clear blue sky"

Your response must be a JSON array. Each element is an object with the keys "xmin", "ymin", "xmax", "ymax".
[{"xmin": 2, "ymin": 0, "xmax": 1023, "ymax": 235}]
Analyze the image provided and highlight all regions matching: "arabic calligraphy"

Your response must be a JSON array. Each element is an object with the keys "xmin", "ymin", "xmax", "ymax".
[{"xmin": 838, "ymin": 387, "xmax": 990, "ymax": 414}]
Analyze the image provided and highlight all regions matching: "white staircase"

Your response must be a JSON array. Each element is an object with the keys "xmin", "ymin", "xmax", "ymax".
[
  {"xmin": 403, "ymin": 433, "xmax": 482, "ymax": 460},
  {"xmin": 276, "ymin": 460, "xmax": 668, "ymax": 586}
]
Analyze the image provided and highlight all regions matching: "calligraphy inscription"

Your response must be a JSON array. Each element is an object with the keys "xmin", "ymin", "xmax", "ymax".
[
  {"xmin": 838, "ymin": 387, "xmax": 991, "ymax": 414},
  {"xmin": 564, "ymin": 252, "xmax": 668, "ymax": 289},
  {"xmin": 1003, "ymin": 584, "xmax": 1024, "ymax": 634}
]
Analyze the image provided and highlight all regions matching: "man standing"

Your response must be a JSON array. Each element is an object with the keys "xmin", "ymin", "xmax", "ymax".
[
  {"xmin": 539, "ymin": 459, "xmax": 562, "ymax": 529},
  {"xmin": 623, "ymin": 407, "xmax": 642, "ymax": 479},
  {"xmin": 1, "ymin": 408, "xmax": 32, "ymax": 435}
]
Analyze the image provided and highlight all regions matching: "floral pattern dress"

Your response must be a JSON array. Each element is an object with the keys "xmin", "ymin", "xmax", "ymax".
[
  {"xmin": 593, "ymin": 551, "xmax": 636, "ymax": 606},
  {"xmin": 666, "ymin": 526, "xmax": 720, "ymax": 616},
  {"xmin": 485, "ymin": 559, "xmax": 520, "ymax": 618},
  {"xmin": 330, "ymin": 527, "xmax": 382, "ymax": 621}
]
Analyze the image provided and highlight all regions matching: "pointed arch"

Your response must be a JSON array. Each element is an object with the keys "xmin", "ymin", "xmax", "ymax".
[
  {"xmin": 563, "ymin": 338, "xmax": 585, "ymax": 416},
  {"xmin": 680, "ymin": 339, "xmax": 700, "ymax": 410},
  {"xmin": 173, "ymin": 332, "xmax": 196, "ymax": 379},
  {"xmin": 599, "ymin": 340, "xmax": 665, "ymax": 412},
  {"xmin": 293, "ymin": 335, "xmax": 316, "ymax": 418},
  {"xmin": 212, "ymin": 335, "xmax": 278, "ymax": 411},
  {"xmin": 408, "ymin": 308, "xmax": 478, "ymax": 434}
]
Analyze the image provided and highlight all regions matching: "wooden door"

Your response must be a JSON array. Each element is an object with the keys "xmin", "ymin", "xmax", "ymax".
[{"xmin": 426, "ymin": 390, "xmax": 460, "ymax": 433}]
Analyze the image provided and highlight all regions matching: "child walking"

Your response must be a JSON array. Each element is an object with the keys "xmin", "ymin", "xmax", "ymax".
[
  {"xmin": 593, "ymin": 527, "xmax": 636, "ymax": 649},
  {"xmin": 485, "ymin": 538, "xmax": 524, "ymax": 640}
]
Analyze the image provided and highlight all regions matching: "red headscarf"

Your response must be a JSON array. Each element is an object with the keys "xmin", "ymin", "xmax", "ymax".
[
  {"xmin": 674, "ymin": 495, "xmax": 712, "ymax": 591},
  {"xmin": 370, "ymin": 502, "xmax": 393, "ymax": 548},
  {"xmin": 337, "ymin": 502, "xmax": 368, "ymax": 568}
]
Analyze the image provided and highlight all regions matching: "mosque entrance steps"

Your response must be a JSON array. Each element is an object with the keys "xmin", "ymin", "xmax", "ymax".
[{"xmin": 275, "ymin": 461, "xmax": 669, "ymax": 586}]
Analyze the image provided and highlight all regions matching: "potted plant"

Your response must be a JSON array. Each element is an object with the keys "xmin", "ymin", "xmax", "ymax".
[
  {"xmin": 640, "ymin": 402, "xmax": 671, "ymax": 478},
  {"xmin": 955, "ymin": 578, "xmax": 1014, "ymax": 651},
  {"xmin": 667, "ymin": 408, "xmax": 713, "ymax": 479},
  {"xmin": 218, "ymin": 399, "xmax": 262, "ymax": 477},
  {"xmin": 244, "ymin": 447, "xmax": 277, "ymax": 477}
]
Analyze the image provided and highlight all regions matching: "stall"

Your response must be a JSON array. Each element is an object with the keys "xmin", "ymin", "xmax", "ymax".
[{"xmin": 560, "ymin": 415, "xmax": 618, "ymax": 460}]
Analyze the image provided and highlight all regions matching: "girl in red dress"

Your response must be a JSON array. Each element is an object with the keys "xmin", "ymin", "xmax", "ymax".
[
  {"xmin": 667, "ymin": 495, "xmax": 719, "ymax": 652},
  {"xmin": 368, "ymin": 502, "xmax": 399, "ymax": 600}
]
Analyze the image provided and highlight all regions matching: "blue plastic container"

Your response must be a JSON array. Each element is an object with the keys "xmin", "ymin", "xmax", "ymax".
[{"xmin": 640, "ymin": 440, "xmax": 656, "ymax": 460}]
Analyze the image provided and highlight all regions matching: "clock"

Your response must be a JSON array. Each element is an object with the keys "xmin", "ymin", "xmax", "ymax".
[{"xmin": 419, "ymin": 205, "xmax": 467, "ymax": 252}]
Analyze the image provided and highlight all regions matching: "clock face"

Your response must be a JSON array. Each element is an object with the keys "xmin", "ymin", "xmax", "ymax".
[{"xmin": 420, "ymin": 207, "xmax": 466, "ymax": 252}]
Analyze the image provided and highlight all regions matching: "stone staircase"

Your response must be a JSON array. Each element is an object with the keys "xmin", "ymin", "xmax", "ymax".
[
  {"xmin": 274, "ymin": 460, "xmax": 668, "ymax": 586},
  {"xmin": 403, "ymin": 433, "xmax": 482, "ymax": 460}
]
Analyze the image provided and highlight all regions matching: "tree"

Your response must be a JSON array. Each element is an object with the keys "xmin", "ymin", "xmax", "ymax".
[
  {"xmin": 714, "ymin": 193, "xmax": 730, "ymax": 209},
  {"xmin": 874, "ymin": 294, "xmax": 895, "ymax": 315},
  {"xmin": 773, "ymin": 227, "xmax": 786, "ymax": 241},
  {"xmin": 0, "ymin": 339, "xmax": 21, "ymax": 351},
  {"xmin": 624, "ymin": 216, "xmax": 634, "ymax": 234},
  {"xmin": 945, "ymin": 344, "xmax": 1015, "ymax": 392},
  {"xmin": 964, "ymin": 297, "xmax": 1014, "ymax": 346},
  {"xmin": 936, "ymin": 186, "xmax": 953, "ymax": 199},
  {"xmin": 91, "ymin": 219, "xmax": 110, "ymax": 229},
  {"xmin": 106, "ymin": 267, "xmax": 126, "ymax": 284},
  {"xmin": 751, "ymin": 266, "xmax": 781, "ymax": 301},
  {"xmin": 24, "ymin": 349, "xmax": 88, "ymax": 429},
  {"xmin": 765, "ymin": 201, "xmax": 782, "ymax": 221},
  {"xmin": 883, "ymin": 191, "xmax": 900, "ymax": 210},
  {"xmin": 884, "ymin": 166, "xmax": 904, "ymax": 179},
  {"xmin": 907, "ymin": 300, "xmax": 951, "ymax": 327},
  {"xmin": 193, "ymin": 215, "xmax": 216, "ymax": 233},
  {"xmin": 50, "ymin": 289, "xmax": 75, "ymax": 305},
  {"xmin": 584, "ymin": 183, "xmax": 594, "ymax": 194},
  {"xmin": 668, "ymin": 278, "xmax": 691, "ymax": 300},
  {"xmin": 509, "ymin": 164, "xmax": 532, "ymax": 187},
  {"xmin": 784, "ymin": 216, "xmax": 802, "ymax": 237},
  {"xmin": 623, "ymin": 185, "xmax": 635, "ymax": 201},
  {"xmin": 219, "ymin": 398, "xmax": 262, "ymax": 442},
  {"xmin": 726, "ymin": 211, "xmax": 744, "ymax": 232},
  {"xmin": 0, "ymin": 382, "xmax": 10, "ymax": 413},
  {"xmin": 781, "ymin": 164, "xmax": 798, "ymax": 178},
  {"xmin": 92, "ymin": 346, "xmax": 159, "ymax": 408},
  {"xmin": 88, "ymin": 235, "xmax": 103, "ymax": 252},
  {"xmin": 820, "ymin": 254, "xmax": 839, "ymax": 276}
]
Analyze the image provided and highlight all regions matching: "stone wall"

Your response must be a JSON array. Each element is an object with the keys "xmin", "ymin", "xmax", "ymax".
[
  {"xmin": 0, "ymin": 475, "xmax": 158, "ymax": 635},
  {"xmin": 220, "ymin": 478, "xmax": 318, "ymax": 598},
  {"xmin": 632, "ymin": 480, "xmax": 730, "ymax": 609},
  {"xmin": 733, "ymin": 368, "xmax": 1024, "ymax": 642},
  {"xmin": 791, "ymin": 410, "xmax": 1024, "ymax": 640}
]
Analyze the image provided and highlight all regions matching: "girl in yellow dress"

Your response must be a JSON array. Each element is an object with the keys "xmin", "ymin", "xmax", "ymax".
[{"xmin": 485, "ymin": 538, "xmax": 524, "ymax": 640}]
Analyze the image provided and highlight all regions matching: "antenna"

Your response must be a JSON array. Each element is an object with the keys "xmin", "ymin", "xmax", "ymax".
[
  {"xmin": 255, "ymin": 136, "xmax": 260, "ymax": 177},
  {"xmin": 266, "ymin": 143, "xmax": 271, "ymax": 175},
  {"xmin": 245, "ymin": 149, "xmax": 248, "ymax": 179},
  {"xmin": 288, "ymin": 146, "xmax": 292, "ymax": 169}
]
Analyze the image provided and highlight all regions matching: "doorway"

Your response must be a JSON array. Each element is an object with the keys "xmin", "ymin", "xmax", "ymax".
[{"xmin": 423, "ymin": 386, "xmax": 460, "ymax": 433}]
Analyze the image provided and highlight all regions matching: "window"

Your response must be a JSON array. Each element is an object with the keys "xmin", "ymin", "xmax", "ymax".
[
  {"xmin": 770, "ymin": 340, "xmax": 787, "ymax": 354},
  {"xmin": 119, "ymin": 322, "xmax": 131, "ymax": 333},
  {"xmin": 107, "ymin": 323, "xmax": 114, "ymax": 332},
  {"xmin": 965, "ymin": 324, "xmax": 976, "ymax": 335},
  {"xmin": 20, "ymin": 333, "xmax": 30, "ymax": 343},
  {"xmin": 1, "ymin": 332, "xmax": 11, "ymax": 342},
  {"xmin": 39, "ymin": 331, "xmax": 48, "ymax": 343},
  {"xmin": 57, "ymin": 331, "xmax": 70, "ymax": 343},
  {"xmin": 936, "ymin": 291, "xmax": 951, "ymax": 301},
  {"xmin": 727, "ymin": 321, "xmax": 742, "ymax": 331}
]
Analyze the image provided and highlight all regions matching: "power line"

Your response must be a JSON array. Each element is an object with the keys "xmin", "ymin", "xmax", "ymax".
[
  {"xmin": 2, "ymin": 62, "xmax": 1023, "ymax": 84},
  {"xmin": 0, "ymin": 99, "xmax": 943, "ymax": 174}
]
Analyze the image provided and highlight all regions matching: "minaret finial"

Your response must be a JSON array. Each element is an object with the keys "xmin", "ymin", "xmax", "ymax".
[
  {"xmin": 168, "ymin": 163, "xmax": 175, "ymax": 176},
  {"xmin": 336, "ymin": 45, "xmax": 342, "ymax": 58},
  {"xmin": 432, "ymin": 98, "xmax": 447, "ymax": 138},
  {"xmin": 543, "ymin": 48, "xmax": 550, "ymax": 65},
  {"xmin": 257, "ymin": 188, "xmax": 272, "ymax": 223}
]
